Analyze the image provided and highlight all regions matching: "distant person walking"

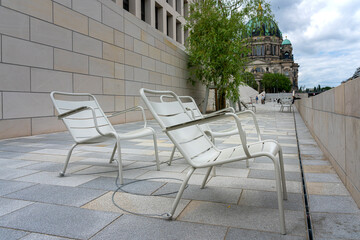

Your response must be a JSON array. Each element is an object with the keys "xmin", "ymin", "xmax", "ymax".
[{"xmin": 256, "ymin": 95, "xmax": 258, "ymax": 104}]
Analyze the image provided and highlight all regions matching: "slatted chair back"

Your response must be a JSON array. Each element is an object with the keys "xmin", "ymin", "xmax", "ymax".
[
  {"xmin": 160, "ymin": 95, "xmax": 212, "ymax": 133},
  {"xmin": 50, "ymin": 92, "xmax": 115, "ymax": 143},
  {"xmin": 141, "ymin": 89, "xmax": 218, "ymax": 165}
]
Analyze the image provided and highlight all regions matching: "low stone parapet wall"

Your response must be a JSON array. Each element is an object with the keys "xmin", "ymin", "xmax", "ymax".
[{"xmin": 295, "ymin": 77, "xmax": 360, "ymax": 207}]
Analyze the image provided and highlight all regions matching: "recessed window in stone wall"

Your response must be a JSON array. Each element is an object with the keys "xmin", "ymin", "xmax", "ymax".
[
  {"xmin": 176, "ymin": 20, "xmax": 182, "ymax": 43},
  {"xmin": 141, "ymin": 0, "xmax": 145, "ymax": 21},
  {"xmin": 123, "ymin": 0, "xmax": 129, "ymax": 11},
  {"xmin": 167, "ymin": 12, "xmax": 174, "ymax": 38}
]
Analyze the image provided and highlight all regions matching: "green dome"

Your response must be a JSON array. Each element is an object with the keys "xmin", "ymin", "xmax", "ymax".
[
  {"xmin": 282, "ymin": 39, "xmax": 291, "ymax": 45},
  {"xmin": 245, "ymin": 17, "xmax": 282, "ymax": 38}
]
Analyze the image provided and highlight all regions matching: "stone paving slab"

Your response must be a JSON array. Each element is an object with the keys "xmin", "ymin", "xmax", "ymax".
[
  {"xmin": 249, "ymin": 169, "xmax": 302, "ymax": 182},
  {"xmin": 301, "ymin": 160, "xmax": 330, "ymax": 166},
  {"xmin": 0, "ymin": 158, "xmax": 38, "ymax": 168},
  {"xmin": 304, "ymin": 172, "xmax": 341, "ymax": 183},
  {"xmin": 207, "ymin": 176, "xmax": 302, "ymax": 193},
  {"xmin": 194, "ymin": 166, "xmax": 249, "ymax": 178},
  {"xmin": 21, "ymin": 233, "xmax": 70, "ymax": 240},
  {"xmin": 154, "ymin": 182, "xmax": 242, "ymax": 204},
  {"xmin": 0, "ymin": 227, "xmax": 28, "ymax": 240},
  {"xmin": 5, "ymin": 184, "xmax": 107, "ymax": 207},
  {"xmin": 0, "ymin": 202, "xmax": 120, "ymax": 239},
  {"xmin": 239, "ymin": 190, "xmax": 304, "ymax": 211},
  {"xmin": 0, "ymin": 197, "xmax": 33, "ymax": 217},
  {"xmin": 91, "ymin": 213, "xmax": 227, "ymax": 240},
  {"xmin": 309, "ymin": 195, "xmax": 360, "ymax": 214},
  {"xmin": 21, "ymin": 161, "xmax": 90, "ymax": 173},
  {"xmin": 82, "ymin": 191, "xmax": 190, "ymax": 219},
  {"xmin": 311, "ymin": 213, "xmax": 360, "ymax": 239},
  {"xmin": 177, "ymin": 200, "xmax": 306, "ymax": 236},
  {"xmin": 79, "ymin": 176, "xmax": 165, "ymax": 195},
  {"xmin": 15, "ymin": 171, "xmax": 99, "ymax": 187},
  {"xmin": 306, "ymin": 182, "xmax": 350, "ymax": 196},
  {"xmin": 255, "ymin": 157, "xmax": 300, "ymax": 165},
  {"xmin": 0, "ymin": 179, "xmax": 36, "ymax": 196},
  {"xmin": 225, "ymin": 228, "xmax": 305, "ymax": 240},
  {"xmin": 0, "ymin": 167, "xmax": 39, "ymax": 180}
]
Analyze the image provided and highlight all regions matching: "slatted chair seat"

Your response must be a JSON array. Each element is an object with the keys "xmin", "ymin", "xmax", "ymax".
[
  {"xmin": 51, "ymin": 91, "xmax": 160, "ymax": 184},
  {"xmin": 140, "ymin": 88, "xmax": 288, "ymax": 235},
  {"xmin": 160, "ymin": 95, "xmax": 261, "ymax": 168}
]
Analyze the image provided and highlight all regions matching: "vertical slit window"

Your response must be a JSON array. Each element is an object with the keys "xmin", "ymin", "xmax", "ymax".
[
  {"xmin": 176, "ymin": 20, "xmax": 181, "ymax": 43},
  {"xmin": 123, "ymin": 0, "xmax": 129, "ymax": 11},
  {"xmin": 141, "ymin": 0, "xmax": 145, "ymax": 21},
  {"xmin": 155, "ymin": 6, "xmax": 159, "ymax": 30},
  {"xmin": 167, "ymin": 15, "xmax": 170, "ymax": 37},
  {"xmin": 184, "ymin": 0, "xmax": 188, "ymax": 18},
  {"xmin": 176, "ymin": 0, "xmax": 181, "ymax": 14}
]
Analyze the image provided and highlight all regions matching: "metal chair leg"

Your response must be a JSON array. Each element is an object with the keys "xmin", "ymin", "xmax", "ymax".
[
  {"xmin": 115, "ymin": 137, "xmax": 124, "ymax": 185},
  {"xmin": 279, "ymin": 148, "xmax": 288, "ymax": 200},
  {"xmin": 60, "ymin": 143, "xmax": 78, "ymax": 177},
  {"xmin": 169, "ymin": 167, "xmax": 195, "ymax": 218},
  {"xmin": 201, "ymin": 167, "xmax": 213, "ymax": 189},
  {"xmin": 109, "ymin": 144, "xmax": 117, "ymax": 163},
  {"xmin": 169, "ymin": 146, "xmax": 176, "ymax": 166},
  {"xmin": 271, "ymin": 156, "xmax": 286, "ymax": 235},
  {"xmin": 152, "ymin": 130, "xmax": 160, "ymax": 171}
]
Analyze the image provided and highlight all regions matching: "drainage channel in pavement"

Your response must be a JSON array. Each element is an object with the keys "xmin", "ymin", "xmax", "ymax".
[{"xmin": 293, "ymin": 110, "xmax": 314, "ymax": 240}]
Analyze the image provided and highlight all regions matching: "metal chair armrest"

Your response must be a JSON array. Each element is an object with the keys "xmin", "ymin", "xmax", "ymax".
[
  {"xmin": 107, "ymin": 106, "xmax": 147, "ymax": 128},
  {"xmin": 57, "ymin": 106, "xmax": 89, "ymax": 119},
  {"xmin": 203, "ymin": 107, "xmax": 235, "ymax": 118},
  {"xmin": 57, "ymin": 106, "xmax": 108, "ymax": 136},
  {"xmin": 234, "ymin": 110, "xmax": 262, "ymax": 141}
]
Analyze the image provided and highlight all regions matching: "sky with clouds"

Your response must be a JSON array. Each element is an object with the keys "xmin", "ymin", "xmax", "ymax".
[{"xmin": 269, "ymin": 0, "xmax": 360, "ymax": 88}]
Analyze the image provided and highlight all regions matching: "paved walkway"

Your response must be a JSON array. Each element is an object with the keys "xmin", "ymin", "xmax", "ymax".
[{"xmin": 0, "ymin": 104, "xmax": 359, "ymax": 240}]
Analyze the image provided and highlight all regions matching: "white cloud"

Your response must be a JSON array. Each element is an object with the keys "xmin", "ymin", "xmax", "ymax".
[{"xmin": 270, "ymin": 0, "xmax": 360, "ymax": 87}]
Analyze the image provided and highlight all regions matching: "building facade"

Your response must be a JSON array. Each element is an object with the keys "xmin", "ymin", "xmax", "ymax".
[
  {"xmin": 112, "ymin": 0, "xmax": 189, "ymax": 45},
  {"xmin": 245, "ymin": 16, "xmax": 299, "ymax": 92},
  {"xmin": 0, "ymin": 0, "xmax": 205, "ymax": 139}
]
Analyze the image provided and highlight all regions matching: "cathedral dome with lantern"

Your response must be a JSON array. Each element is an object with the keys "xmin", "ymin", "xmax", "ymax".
[{"xmin": 245, "ymin": 4, "xmax": 299, "ymax": 91}]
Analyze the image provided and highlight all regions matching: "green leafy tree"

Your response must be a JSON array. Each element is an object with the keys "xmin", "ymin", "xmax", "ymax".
[
  {"xmin": 261, "ymin": 73, "xmax": 292, "ymax": 93},
  {"xmin": 186, "ymin": 0, "xmax": 274, "ymax": 109},
  {"xmin": 243, "ymin": 71, "xmax": 258, "ymax": 90},
  {"xmin": 322, "ymin": 86, "xmax": 332, "ymax": 91}
]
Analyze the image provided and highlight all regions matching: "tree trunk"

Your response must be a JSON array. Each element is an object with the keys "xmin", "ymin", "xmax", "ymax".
[{"xmin": 216, "ymin": 90, "xmax": 226, "ymax": 110}]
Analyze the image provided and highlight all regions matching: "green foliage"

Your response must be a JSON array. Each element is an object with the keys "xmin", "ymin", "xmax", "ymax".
[
  {"xmin": 261, "ymin": 73, "xmax": 292, "ymax": 93},
  {"xmin": 185, "ymin": 0, "xmax": 274, "ymax": 102},
  {"xmin": 322, "ymin": 86, "xmax": 332, "ymax": 91},
  {"xmin": 243, "ymin": 71, "xmax": 258, "ymax": 90},
  {"xmin": 310, "ymin": 85, "xmax": 332, "ymax": 93}
]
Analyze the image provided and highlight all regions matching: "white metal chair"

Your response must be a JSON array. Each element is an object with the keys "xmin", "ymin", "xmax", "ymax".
[
  {"xmin": 238, "ymin": 99, "xmax": 256, "ymax": 112},
  {"xmin": 140, "ymin": 88, "xmax": 287, "ymax": 234},
  {"xmin": 161, "ymin": 95, "xmax": 261, "ymax": 168},
  {"xmin": 279, "ymin": 98, "xmax": 293, "ymax": 112},
  {"xmin": 50, "ymin": 91, "xmax": 160, "ymax": 184}
]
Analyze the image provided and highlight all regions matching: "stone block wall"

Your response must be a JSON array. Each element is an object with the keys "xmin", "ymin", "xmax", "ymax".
[
  {"xmin": 0, "ymin": 0, "xmax": 205, "ymax": 139},
  {"xmin": 295, "ymin": 78, "xmax": 360, "ymax": 207}
]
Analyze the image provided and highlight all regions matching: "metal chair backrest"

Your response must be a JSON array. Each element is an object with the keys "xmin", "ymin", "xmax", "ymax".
[
  {"xmin": 50, "ymin": 92, "xmax": 115, "ymax": 143},
  {"xmin": 140, "ymin": 89, "xmax": 218, "ymax": 165}
]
